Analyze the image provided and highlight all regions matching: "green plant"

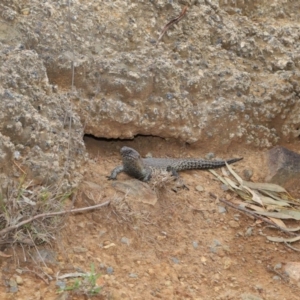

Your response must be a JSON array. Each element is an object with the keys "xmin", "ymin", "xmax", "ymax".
[{"xmin": 59, "ymin": 264, "xmax": 102, "ymax": 296}]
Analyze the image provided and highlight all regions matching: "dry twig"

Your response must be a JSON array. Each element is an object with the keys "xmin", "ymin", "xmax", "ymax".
[
  {"xmin": 210, "ymin": 193, "xmax": 298, "ymax": 237},
  {"xmin": 0, "ymin": 201, "xmax": 110, "ymax": 238}
]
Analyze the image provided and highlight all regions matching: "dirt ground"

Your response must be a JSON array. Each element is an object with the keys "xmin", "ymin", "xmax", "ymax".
[{"xmin": 1, "ymin": 136, "xmax": 300, "ymax": 300}]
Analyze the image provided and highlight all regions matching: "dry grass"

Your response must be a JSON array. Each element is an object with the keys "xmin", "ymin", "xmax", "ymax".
[{"xmin": 0, "ymin": 176, "xmax": 72, "ymax": 246}]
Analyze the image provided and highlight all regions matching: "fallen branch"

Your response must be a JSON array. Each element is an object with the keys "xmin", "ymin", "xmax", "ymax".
[
  {"xmin": 284, "ymin": 241, "xmax": 300, "ymax": 252},
  {"xmin": 156, "ymin": 6, "xmax": 188, "ymax": 47},
  {"xmin": 210, "ymin": 193, "xmax": 298, "ymax": 237},
  {"xmin": 0, "ymin": 201, "xmax": 110, "ymax": 237}
]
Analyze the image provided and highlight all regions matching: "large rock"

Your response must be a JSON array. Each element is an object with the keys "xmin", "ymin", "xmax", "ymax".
[
  {"xmin": 0, "ymin": 45, "xmax": 85, "ymax": 191},
  {"xmin": 265, "ymin": 146, "xmax": 300, "ymax": 195},
  {"xmin": 1, "ymin": 0, "xmax": 299, "ymax": 147}
]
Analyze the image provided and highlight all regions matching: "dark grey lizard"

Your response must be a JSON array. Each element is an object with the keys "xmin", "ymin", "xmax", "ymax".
[{"xmin": 108, "ymin": 146, "xmax": 243, "ymax": 182}]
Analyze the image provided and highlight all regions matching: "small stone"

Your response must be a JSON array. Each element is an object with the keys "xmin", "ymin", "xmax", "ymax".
[
  {"xmin": 221, "ymin": 184, "xmax": 229, "ymax": 191},
  {"xmin": 106, "ymin": 267, "xmax": 114, "ymax": 274},
  {"xmin": 56, "ymin": 281, "xmax": 66, "ymax": 289},
  {"xmin": 15, "ymin": 275, "xmax": 23, "ymax": 285},
  {"xmin": 148, "ymin": 268, "xmax": 155, "ymax": 275},
  {"xmin": 121, "ymin": 237, "xmax": 130, "ymax": 245},
  {"xmin": 254, "ymin": 285, "xmax": 263, "ymax": 293},
  {"xmin": 129, "ymin": 273, "xmax": 138, "ymax": 278},
  {"xmin": 245, "ymin": 227, "xmax": 253, "ymax": 237},
  {"xmin": 99, "ymin": 263, "xmax": 106, "ymax": 269},
  {"xmin": 218, "ymin": 206, "xmax": 226, "ymax": 213},
  {"xmin": 9, "ymin": 279, "xmax": 18, "ymax": 293},
  {"xmin": 274, "ymin": 263, "xmax": 282, "ymax": 270},
  {"xmin": 200, "ymin": 256, "xmax": 207, "ymax": 264},
  {"xmin": 195, "ymin": 185, "xmax": 204, "ymax": 192},
  {"xmin": 228, "ymin": 220, "xmax": 240, "ymax": 228},
  {"xmin": 243, "ymin": 169, "xmax": 253, "ymax": 180},
  {"xmin": 171, "ymin": 257, "xmax": 180, "ymax": 264},
  {"xmin": 73, "ymin": 247, "xmax": 88, "ymax": 253},
  {"xmin": 192, "ymin": 241, "xmax": 198, "ymax": 249},
  {"xmin": 273, "ymin": 275, "xmax": 281, "ymax": 281},
  {"xmin": 206, "ymin": 152, "xmax": 215, "ymax": 159},
  {"xmin": 212, "ymin": 240, "xmax": 221, "ymax": 247}
]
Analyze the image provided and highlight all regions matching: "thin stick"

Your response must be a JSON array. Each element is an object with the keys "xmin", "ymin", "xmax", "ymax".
[
  {"xmin": 0, "ymin": 201, "xmax": 110, "ymax": 237},
  {"xmin": 220, "ymin": 197, "xmax": 298, "ymax": 236},
  {"xmin": 284, "ymin": 241, "xmax": 300, "ymax": 252},
  {"xmin": 13, "ymin": 160, "xmax": 26, "ymax": 175},
  {"xmin": 156, "ymin": 6, "xmax": 188, "ymax": 47},
  {"xmin": 22, "ymin": 267, "xmax": 50, "ymax": 285},
  {"xmin": 216, "ymin": 196, "xmax": 298, "ymax": 237}
]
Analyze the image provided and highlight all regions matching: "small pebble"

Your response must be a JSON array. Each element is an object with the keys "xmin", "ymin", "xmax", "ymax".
[
  {"xmin": 218, "ymin": 206, "xmax": 226, "ymax": 213},
  {"xmin": 121, "ymin": 237, "xmax": 130, "ymax": 245},
  {"xmin": 273, "ymin": 275, "xmax": 281, "ymax": 281},
  {"xmin": 221, "ymin": 184, "xmax": 229, "ymax": 191},
  {"xmin": 228, "ymin": 220, "xmax": 240, "ymax": 228},
  {"xmin": 15, "ymin": 275, "xmax": 23, "ymax": 285},
  {"xmin": 106, "ymin": 267, "xmax": 114, "ymax": 274},
  {"xmin": 243, "ymin": 169, "xmax": 253, "ymax": 180},
  {"xmin": 9, "ymin": 279, "xmax": 18, "ymax": 293},
  {"xmin": 195, "ymin": 185, "xmax": 204, "ymax": 192},
  {"xmin": 274, "ymin": 263, "xmax": 282, "ymax": 270},
  {"xmin": 245, "ymin": 227, "xmax": 253, "ymax": 237},
  {"xmin": 73, "ymin": 247, "xmax": 88, "ymax": 253},
  {"xmin": 171, "ymin": 257, "xmax": 180, "ymax": 264},
  {"xmin": 192, "ymin": 241, "xmax": 198, "ymax": 249},
  {"xmin": 205, "ymin": 152, "xmax": 215, "ymax": 159},
  {"xmin": 56, "ymin": 281, "xmax": 66, "ymax": 289},
  {"xmin": 129, "ymin": 273, "xmax": 138, "ymax": 278}
]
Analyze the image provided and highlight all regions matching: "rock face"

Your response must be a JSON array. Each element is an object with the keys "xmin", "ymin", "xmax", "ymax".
[
  {"xmin": 0, "ymin": 46, "xmax": 85, "ymax": 190},
  {"xmin": 265, "ymin": 146, "xmax": 300, "ymax": 195},
  {"xmin": 0, "ymin": 0, "xmax": 300, "ymax": 184}
]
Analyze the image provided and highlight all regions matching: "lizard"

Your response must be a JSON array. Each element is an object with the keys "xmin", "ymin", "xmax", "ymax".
[{"xmin": 108, "ymin": 146, "xmax": 243, "ymax": 182}]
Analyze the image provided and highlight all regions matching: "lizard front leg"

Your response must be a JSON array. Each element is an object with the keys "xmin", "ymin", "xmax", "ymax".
[{"xmin": 107, "ymin": 165, "xmax": 124, "ymax": 180}]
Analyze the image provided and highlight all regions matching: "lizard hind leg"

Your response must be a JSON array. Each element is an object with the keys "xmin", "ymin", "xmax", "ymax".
[
  {"xmin": 166, "ymin": 166, "xmax": 189, "ymax": 190},
  {"xmin": 166, "ymin": 166, "xmax": 179, "ymax": 178}
]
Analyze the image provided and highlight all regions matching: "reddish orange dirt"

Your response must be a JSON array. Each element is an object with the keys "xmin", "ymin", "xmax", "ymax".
[{"xmin": 0, "ymin": 136, "xmax": 300, "ymax": 300}]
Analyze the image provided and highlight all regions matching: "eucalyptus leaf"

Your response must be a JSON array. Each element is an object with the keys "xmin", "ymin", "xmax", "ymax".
[
  {"xmin": 277, "ymin": 210, "xmax": 300, "ymax": 220},
  {"xmin": 266, "ymin": 236, "xmax": 300, "ymax": 243},
  {"xmin": 243, "ymin": 186, "xmax": 263, "ymax": 206},
  {"xmin": 242, "ymin": 181, "xmax": 287, "ymax": 193},
  {"xmin": 225, "ymin": 162, "xmax": 243, "ymax": 185},
  {"xmin": 253, "ymin": 211, "xmax": 295, "ymax": 219},
  {"xmin": 224, "ymin": 177, "xmax": 242, "ymax": 190}
]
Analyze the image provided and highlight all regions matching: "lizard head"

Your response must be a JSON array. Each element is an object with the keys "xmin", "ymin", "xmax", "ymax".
[{"xmin": 120, "ymin": 146, "xmax": 141, "ymax": 160}]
